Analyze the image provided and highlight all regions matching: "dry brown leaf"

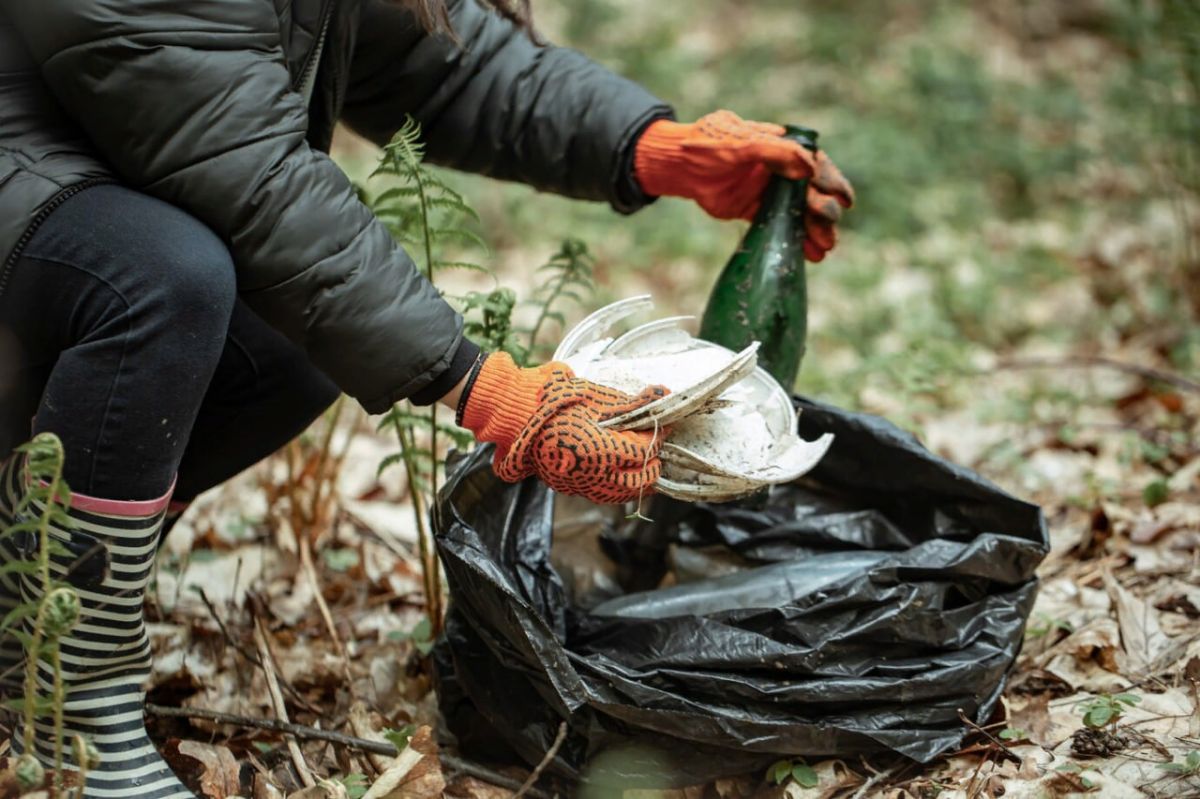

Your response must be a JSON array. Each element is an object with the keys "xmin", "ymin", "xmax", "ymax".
[
  {"xmin": 360, "ymin": 748, "xmax": 425, "ymax": 799},
  {"xmin": 289, "ymin": 781, "xmax": 350, "ymax": 799},
  {"xmin": 1041, "ymin": 618, "xmax": 1126, "ymax": 692},
  {"xmin": 1043, "ymin": 770, "xmax": 1098, "ymax": 796},
  {"xmin": 782, "ymin": 760, "xmax": 861, "ymax": 799},
  {"xmin": 362, "ymin": 726, "xmax": 444, "ymax": 799},
  {"xmin": 348, "ymin": 702, "xmax": 394, "ymax": 774},
  {"xmin": 1103, "ymin": 571, "xmax": 1176, "ymax": 676},
  {"xmin": 255, "ymin": 773, "xmax": 286, "ymax": 799},
  {"xmin": 163, "ymin": 739, "xmax": 242, "ymax": 799},
  {"xmin": 711, "ymin": 775, "xmax": 756, "ymax": 799},
  {"xmin": 1129, "ymin": 501, "xmax": 1200, "ymax": 544},
  {"xmin": 0, "ymin": 767, "xmax": 21, "ymax": 799},
  {"xmin": 444, "ymin": 775, "xmax": 515, "ymax": 799},
  {"xmin": 1007, "ymin": 693, "xmax": 1078, "ymax": 749}
]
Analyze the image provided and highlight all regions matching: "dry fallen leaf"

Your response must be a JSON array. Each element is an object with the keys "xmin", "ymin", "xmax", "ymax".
[
  {"xmin": 289, "ymin": 781, "xmax": 350, "ymax": 799},
  {"xmin": 163, "ymin": 739, "xmax": 243, "ymax": 799},
  {"xmin": 1006, "ymin": 693, "xmax": 1078, "ymax": 749},
  {"xmin": 1103, "ymin": 570, "xmax": 1178, "ymax": 677},
  {"xmin": 1040, "ymin": 618, "xmax": 1126, "ymax": 692},
  {"xmin": 783, "ymin": 760, "xmax": 862, "ymax": 799},
  {"xmin": 361, "ymin": 726, "xmax": 444, "ymax": 799},
  {"xmin": 711, "ymin": 775, "xmax": 756, "ymax": 799},
  {"xmin": 444, "ymin": 774, "xmax": 515, "ymax": 799},
  {"xmin": 254, "ymin": 773, "xmax": 286, "ymax": 799}
]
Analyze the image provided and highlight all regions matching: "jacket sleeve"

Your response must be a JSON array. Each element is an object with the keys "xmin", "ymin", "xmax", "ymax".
[
  {"xmin": 9, "ymin": 0, "xmax": 472, "ymax": 414},
  {"xmin": 343, "ymin": 0, "xmax": 675, "ymax": 214}
]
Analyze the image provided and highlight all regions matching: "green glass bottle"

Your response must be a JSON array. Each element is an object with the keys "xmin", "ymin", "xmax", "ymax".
[{"xmin": 699, "ymin": 125, "xmax": 817, "ymax": 390}]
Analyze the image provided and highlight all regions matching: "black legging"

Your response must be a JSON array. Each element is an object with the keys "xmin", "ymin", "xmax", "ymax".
[{"xmin": 0, "ymin": 184, "xmax": 340, "ymax": 502}]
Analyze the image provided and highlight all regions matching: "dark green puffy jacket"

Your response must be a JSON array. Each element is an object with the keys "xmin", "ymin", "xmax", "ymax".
[{"xmin": 0, "ymin": 0, "xmax": 672, "ymax": 412}]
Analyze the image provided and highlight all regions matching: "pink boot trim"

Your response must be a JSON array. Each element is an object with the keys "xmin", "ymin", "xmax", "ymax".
[{"xmin": 22, "ymin": 462, "xmax": 177, "ymax": 518}]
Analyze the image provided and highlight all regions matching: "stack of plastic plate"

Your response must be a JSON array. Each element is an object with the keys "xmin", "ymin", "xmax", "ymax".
[{"xmin": 554, "ymin": 296, "xmax": 834, "ymax": 502}]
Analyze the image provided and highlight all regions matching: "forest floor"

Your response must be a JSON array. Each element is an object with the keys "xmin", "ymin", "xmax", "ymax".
[
  {"xmin": 115, "ymin": 351, "xmax": 1198, "ymax": 799},
  {"xmin": 4, "ymin": 1, "xmax": 1200, "ymax": 797}
]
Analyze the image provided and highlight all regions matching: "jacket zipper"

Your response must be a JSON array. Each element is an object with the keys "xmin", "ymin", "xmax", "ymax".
[
  {"xmin": 296, "ymin": 0, "xmax": 334, "ymax": 102},
  {"xmin": 0, "ymin": 177, "xmax": 112, "ymax": 300}
]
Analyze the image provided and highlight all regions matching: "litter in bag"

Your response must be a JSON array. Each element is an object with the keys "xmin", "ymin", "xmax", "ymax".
[{"xmin": 432, "ymin": 397, "xmax": 1049, "ymax": 786}]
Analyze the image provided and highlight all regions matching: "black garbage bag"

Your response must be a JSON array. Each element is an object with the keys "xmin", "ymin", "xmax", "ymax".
[{"xmin": 432, "ymin": 397, "xmax": 1048, "ymax": 786}]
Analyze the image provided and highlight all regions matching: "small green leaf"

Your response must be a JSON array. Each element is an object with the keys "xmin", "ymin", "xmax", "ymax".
[
  {"xmin": 1143, "ymin": 478, "xmax": 1169, "ymax": 507},
  {"xmin": 791, "ymin": 763, "xmax": 819, "ymax": 788},
  {"xmin": 1113, "ymin": 693, "xmax": 1141, "ymax": 706},
  {"xmin": 383, "ymin": 725, "xmax": 417, "ymax": 752},
  {"xmin": 323, "ymin": 548, "xmax": 360, "ymax": 573},
  {"xmin": 337, "ymin": 772, "xmax": 369, "ymax": 799},
  {"xmin": 1084, "ymin": 705, "xmax": 1113, "ymax": 728},
  {"xmin": 768, "ymin": 759, "xmax": 791, "ymax": 785},
  {"xmin": 998, "ymin": 727, "xmax": 1027, "ymax": 741},
  {"xmin": 411, "ymin": 616, "xmax": 432, "ymax": 641}
]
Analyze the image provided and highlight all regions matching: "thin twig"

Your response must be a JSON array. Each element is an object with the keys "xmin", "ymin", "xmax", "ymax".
[
  {"xmin": 512, "ymin": 722, "xmax": 567, "ymax": 799},
  {"xmin": 253, "ymin": 618, "xmax": 315, "ymax": 788},
  {"xmin": 196, "ymin": 588, "xmax": 322, "ymax": 715},
  {"xmin": 849, "ymin": 763, "xmax": 898, "ymax": 799},
  {"xmin": 144, "ymin": 704, "xmax": 551, "ymax": 799},
  {"xmin": 956, "ymin": 708, "xmax": 1022, "ymax": 765},
  {"xmin": 963, "ymin": 751, "xmax": 993, "ymax": 799},
  {"xmin": 991, "ymin": 355, "xmax": 1200, "ymax": 394},
  {"xmin": 308, "ymin": 397, "xmax": 346, "ymax": 537},
  {"xmin": 299, "ymin": 536, "xmax": 355, "ymax": 690}
]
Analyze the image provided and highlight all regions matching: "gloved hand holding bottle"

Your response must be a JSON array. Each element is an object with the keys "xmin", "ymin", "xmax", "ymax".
[
  {"xmin": 449, "ymin": 353, "xmax": 668, "ymax": 505},
  {"xmin": 445, "ymin": 110, "xmax": 853, "ymax": 503},
  {"xmin": 634, "ymin": 110, "xmax": 856, "ymax": 261}
]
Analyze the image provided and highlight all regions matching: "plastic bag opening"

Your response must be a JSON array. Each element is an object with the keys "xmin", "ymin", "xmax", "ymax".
[{"xmin": 432, "ymin": 396, "xmax": 1049, "ymax": 787}]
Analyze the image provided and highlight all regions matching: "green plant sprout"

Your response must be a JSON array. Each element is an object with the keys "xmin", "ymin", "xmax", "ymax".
[
  {"xmin": 0, "ymin": 432, "xmax": 96, "ymax": 794},
  {"xmin": 1158, "ymin": 750, "xmax": 1200, "ymax": 775},
  {"xmin": 1025, "ymin": 613, "xmax": 1074, "ymax": 640},
  {"xmin": 387, "ymin": 616, "xmax": 435, "ymax": 656},
  {"xmin": 1055, "ymin": 761, "xmax": 1097, "ymax": 790},
  {"xmin": 1078, "ymin": 692, "xmax": 1140, "ymax": 729},
  {"xmin": 767, "ymin": 758, "xmax": 819, "ymax": 789},
  {"xmin": 335, "ymin": 772, "xmax": 369, "ymax": 799},
  {"xmin": 526, "ymin": 238, "xmax": 596, "ymax": 361},
  {"xmin": 367, "ymin": 119, "xmax": 596, "ymax": 639},
  {"xmin": 383, "ymin": 724, "xmax": 417, "ymax": 752},
  {"xmin": 369, "ymin": 116, "xmax": 490, "ymax": 637}
]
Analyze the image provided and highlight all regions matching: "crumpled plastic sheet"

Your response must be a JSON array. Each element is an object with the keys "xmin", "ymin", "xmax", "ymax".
[{"xmin": 432, "ymin": 397, "xmax": 1049, "ymax": 786}]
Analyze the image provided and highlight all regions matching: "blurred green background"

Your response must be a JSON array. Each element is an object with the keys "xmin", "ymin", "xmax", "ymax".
[{"xmin": 336, "ymin": 0, "xmax": 1198, "ymax": 499}]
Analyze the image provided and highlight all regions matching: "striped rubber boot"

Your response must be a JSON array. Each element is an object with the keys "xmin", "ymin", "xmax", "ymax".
[
  {"xmin": 8, "ymin": 462, "xmax": 194, "ymax": 799},
  {"xmin": 0, "ymin": 456, "xmax": 25, "ymax": 694}
]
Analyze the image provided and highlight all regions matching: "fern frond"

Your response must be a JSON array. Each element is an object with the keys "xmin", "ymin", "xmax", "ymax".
[
  {"xmin": 376, "ymin": 452, "xmax": 407, "ymax": 477},
  {"xmin": 429, "ymin": 227, "xmax": 489, "ymax": 251},
  {"xmin": 372, "ymin": 186, "xmax": 423, "ymax": 204},
  {"xmin": 526, "ymin": 238, "xmax": 597, "ymax": 358},
  {"xmin": 433, "ymin": 259, "xmax": 491, "ymax": 275}
]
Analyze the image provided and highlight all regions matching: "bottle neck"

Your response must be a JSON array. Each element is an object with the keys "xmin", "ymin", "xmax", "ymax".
[{"xmin": 752, "ymin": 126, "xmax": 817, "ymax": 234}]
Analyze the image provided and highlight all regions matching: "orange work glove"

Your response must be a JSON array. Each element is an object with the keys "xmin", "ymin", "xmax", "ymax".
[
  {"xmin": 634, "ymin": 110, "xmax": 855, "ymax": 262},
  {"xmin": 459, "ymin": 353, "xmax": 668, "ymax": 505}
]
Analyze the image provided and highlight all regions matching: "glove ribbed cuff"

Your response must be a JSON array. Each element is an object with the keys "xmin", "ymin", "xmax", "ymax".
[
  {"xmin": 460, "ymin": 353, "xmax": 570, "ymax": 455},
  {"xmin": 633, "ymin": 119, "xmax": 691, "ymax": 198}
]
